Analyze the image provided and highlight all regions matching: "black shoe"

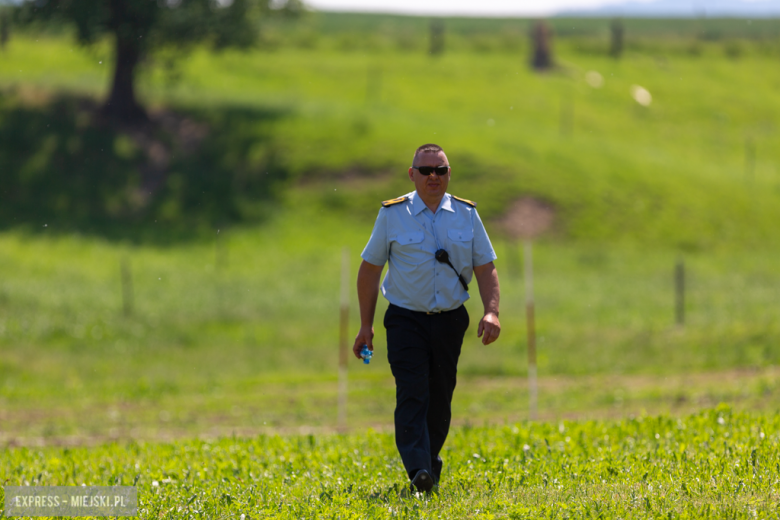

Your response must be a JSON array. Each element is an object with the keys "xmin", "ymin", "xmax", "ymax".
[{"xmin": 410, "ymin": 469, "xmax": 434, "ymax": 493}]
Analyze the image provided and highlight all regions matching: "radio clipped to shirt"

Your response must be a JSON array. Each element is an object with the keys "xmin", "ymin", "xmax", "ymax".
[{"xmin": 435, "ymin": 249, "xmax": 468, "ymax": 291}]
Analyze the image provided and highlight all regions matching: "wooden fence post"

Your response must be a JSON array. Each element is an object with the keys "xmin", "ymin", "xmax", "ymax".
[
  {"xmin": 338, "ymin": 248, "xmax": 350, "ymax": 429},
  {"xmin": 525, "ymin": 240, "xmax": 537, "ymax": 420},
  {"xmin": 675, "ymin": 257, "xmax": 685, "ymax": 327},
  {"xmin": 120, "ymin": 256, "xmax": 134, "ymax": 317}
]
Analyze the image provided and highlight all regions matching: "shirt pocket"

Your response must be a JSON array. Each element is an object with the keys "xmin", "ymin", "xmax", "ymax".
[
  {"xmin": 392, "ymin": 231, "xmax": 425, "ymax": 246},
  {"xmin": 390, "ymin": 231, "xmax": 426, "ymax": 265},
  {"xmin": 446, "ymin": 228, "xmax": 474, "ymax": 271}
]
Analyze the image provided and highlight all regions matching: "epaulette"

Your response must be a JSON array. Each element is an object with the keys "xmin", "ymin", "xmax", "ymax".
[
  {"xmin": 381, "ymin": 196, "xmax": 408, "ymax": 208},
  {"xmin": 452, "ymin": 195, "xmax": 477, "ymax": 208}
]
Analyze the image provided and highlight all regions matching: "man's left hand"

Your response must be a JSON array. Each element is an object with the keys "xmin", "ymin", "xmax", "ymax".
[{"xmin": 477, "ymin": 312, "xmax": 500, "ymax": 345}]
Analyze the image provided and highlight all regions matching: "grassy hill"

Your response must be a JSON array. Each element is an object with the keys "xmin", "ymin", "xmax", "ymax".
[
  {"xmin": 2, "ymin": 17, "xmax": 780, "ymax": 247},
  {"xmin": 1, "ymin": 15, "xmax": 780, "ymax": 440}
]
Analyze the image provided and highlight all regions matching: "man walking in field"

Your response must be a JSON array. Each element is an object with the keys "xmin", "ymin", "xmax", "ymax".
[{"xmin": 353, "ymin": 143, "xmax": 501, "ymax": 493}]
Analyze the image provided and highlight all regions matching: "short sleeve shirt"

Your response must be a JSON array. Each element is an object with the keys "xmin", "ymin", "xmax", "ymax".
[{"xmin": 361, "ymin": 191, "xmax": 497, "ymax": 313}]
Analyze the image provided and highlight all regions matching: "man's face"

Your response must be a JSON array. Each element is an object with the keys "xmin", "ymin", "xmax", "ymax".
[{"xmin": 408, "ymin": 151, "xmax": 450, "ymax": 201}]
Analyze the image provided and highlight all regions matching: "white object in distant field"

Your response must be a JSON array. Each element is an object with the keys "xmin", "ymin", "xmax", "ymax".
[
  {"xmin": 631, "ymin": 85, "xmax": 652, "ymax": 106},
  {"xmin": 585, "ymin": 70, "xmax": 603, "ymax": 88}
]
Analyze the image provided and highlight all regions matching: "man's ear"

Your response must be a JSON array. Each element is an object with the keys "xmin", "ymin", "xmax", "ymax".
[{"xmin": 408, "ymin": 168, "xmax": 415, "ymax": 181}]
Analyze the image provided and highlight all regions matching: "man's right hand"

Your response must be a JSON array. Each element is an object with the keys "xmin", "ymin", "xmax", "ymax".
[
  {"xmin": 353, "ymin": 325, "xmax": 375, "ymax": 359},
  {"xmin": 354, "ymin": 260, "xmax": 383, "ymax": 360}
]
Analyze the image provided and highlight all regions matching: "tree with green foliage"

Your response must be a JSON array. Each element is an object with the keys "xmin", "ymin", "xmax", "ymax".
[{"xmin": 14, "ymin": 0, "xmax": 276, "ymax": 122}]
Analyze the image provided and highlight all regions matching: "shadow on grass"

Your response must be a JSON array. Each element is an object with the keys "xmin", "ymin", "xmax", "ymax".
[{"xmin": 0, "ymin": 91, "xmax": 291, "ymax": 243}]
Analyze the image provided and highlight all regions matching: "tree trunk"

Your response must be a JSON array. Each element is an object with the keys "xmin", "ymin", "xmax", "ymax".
[
  {"xmin": 429, "ymin": 19, "xmax": 444, "ymax": 56},
  {"xmin": 1, "ymin": 12, "xmax": 9, "ymax": 51},
  {"xmin": 102, "ymin": 34, "xmax": 146, "ymax": 123},
  {"xmin": 530, "ymin": 21, "xmax": 553, "ymax": 71},
  {"xmin": 610, "ymin": 18, "xmax": 624, "ymax": 59}
]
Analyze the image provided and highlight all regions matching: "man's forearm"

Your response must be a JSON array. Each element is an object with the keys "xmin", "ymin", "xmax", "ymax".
[
  {"xmin": 474, "ymin": 262, "xmax": 500, "ymax": 315},
  {"xmin": 357, "ymin": 261, "xmax": 384, "ymax": 326}
]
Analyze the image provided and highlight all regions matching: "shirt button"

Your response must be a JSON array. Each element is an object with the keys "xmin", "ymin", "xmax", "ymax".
[{"xmin": 436, "ymin": 291, "xmax": 439, "ymax": 294}]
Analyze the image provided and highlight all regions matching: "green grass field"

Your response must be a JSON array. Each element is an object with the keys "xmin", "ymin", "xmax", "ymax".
[
  {"xmin": 3, "ymin": 24, "xmax": 780, "ymax": 245},
  {"xmin": 1, "ymin": 14, "xmax": 780, "ymax": 517},
  {"xmin": 3, "ymin": 408, "xmax": 780, "ymax": 518},
  {"xmin": 2, "ymin": 215, "xmax": 780, "ymax": 443},
  {"xmin": 2, "ymin": 18, "xmax": 780, "ymax": 431}
]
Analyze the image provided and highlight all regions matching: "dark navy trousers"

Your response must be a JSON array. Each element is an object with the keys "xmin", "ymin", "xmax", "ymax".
[{"xmin": 384, "ymin": 303, "xmax": 469, "ymax": 483}]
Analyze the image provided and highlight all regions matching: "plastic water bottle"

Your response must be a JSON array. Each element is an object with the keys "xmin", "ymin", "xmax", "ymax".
[{"xmin": 360, "ymin": 344, "xmax": 373, "ymax": 364}]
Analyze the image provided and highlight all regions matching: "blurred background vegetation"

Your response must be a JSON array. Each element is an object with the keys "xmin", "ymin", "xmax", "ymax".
[{"xmin": 1, "ymin": 2, "xmax": 779, "ymax": 442}]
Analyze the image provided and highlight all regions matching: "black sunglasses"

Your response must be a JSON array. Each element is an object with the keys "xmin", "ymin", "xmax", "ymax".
[{"xmin": 412, "ymin": 165, "xmax": 450, "ymax": 176}]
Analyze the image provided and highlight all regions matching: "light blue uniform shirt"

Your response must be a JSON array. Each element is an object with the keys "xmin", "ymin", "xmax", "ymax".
[{"xmin": 361, "ymin": 191, "xmax": 497, "ymax": 313}]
